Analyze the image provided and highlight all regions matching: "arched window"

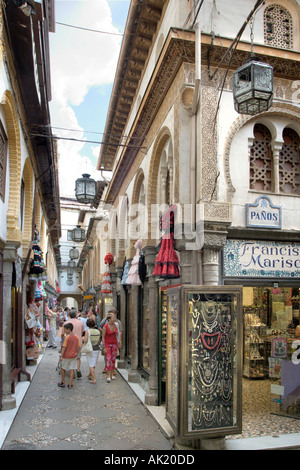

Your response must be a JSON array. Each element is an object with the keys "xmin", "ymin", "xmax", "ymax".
[
  {"xmin": 250, "ymin": 124, "xmax": 273, "ymax": 191},
  {"xmin": 264, "ymin": 4, "xmax": 293, "ymax": 50},
  {"xmin": 279, "ymin": 128, "xmax": 300, "ymax": 194}
]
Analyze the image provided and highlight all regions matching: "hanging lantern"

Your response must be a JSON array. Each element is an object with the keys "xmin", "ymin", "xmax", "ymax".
[
  {"xmin": 233, "ymin": 55, "xmax": 273, "ymax": 115},
  {"xmin": 71, "ymin": 225, "xmax": 85, "ymax": 242},
  {"xmin": 68, "ymin": 260, "xmax": 76, "ymax": 268},
  {"xmin": 69, "ymin": 246, "xmax": 79, "ymax": 260},
  {"xmin": 75, "ymin": 173, "xmax": 97, "ymax": 204}
]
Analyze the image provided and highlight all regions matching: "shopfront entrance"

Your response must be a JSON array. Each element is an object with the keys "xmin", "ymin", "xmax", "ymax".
[{"xmin": 224, "ymin": 238, "xmax": 300, "ymax": 438}]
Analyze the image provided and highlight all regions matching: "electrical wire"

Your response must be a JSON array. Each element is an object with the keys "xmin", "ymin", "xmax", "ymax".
[
  {"xmin": 55, "ymin": 21, "xmax": 127, "ymax": 37},
  {"xmin": 29, "ymin": 132, "xmax": 147, "ymax": 149}
]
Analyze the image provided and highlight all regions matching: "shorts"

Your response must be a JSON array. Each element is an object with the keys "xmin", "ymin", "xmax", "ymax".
[{"xmin": 62, "ymin": 358, "xmax": 77, "ymax": 371}]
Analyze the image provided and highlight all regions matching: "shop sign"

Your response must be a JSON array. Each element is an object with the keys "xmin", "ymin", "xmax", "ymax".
[
  {"xmin": 83, "ymin": 295, "xmax": 94, "ymax": 300},
  {"xmin": 246, "ymin": 196, "xmax": 281, "ymax": 229},
  {"xmin": 224, "ymin": 239, "xmax": 300, "ymax": 278}
]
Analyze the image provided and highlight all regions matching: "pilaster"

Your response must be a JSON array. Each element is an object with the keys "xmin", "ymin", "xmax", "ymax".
[
  {"xmin": 144, "ymin": 245, "xmax": 158, "ymax": 406},
  {"xmin": 2, "ymin": 242, "xmax": 20, "ymax": 410}
]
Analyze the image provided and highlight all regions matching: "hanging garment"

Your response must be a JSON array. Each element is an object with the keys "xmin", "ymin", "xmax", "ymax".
[
  {"xmin": 121, "ymin": 260, "xmax": 130, "ymax": 285},
  {"xmin": 101, "ymin": 253, "xmax": 114, "ymax": 294},
  {"xmin": 152, "ymin": 205, "xmax": 180, "ymax": 279},
  {"xmin": 127, "ymin": 240, "xmax": 142, "ymax": 286}
]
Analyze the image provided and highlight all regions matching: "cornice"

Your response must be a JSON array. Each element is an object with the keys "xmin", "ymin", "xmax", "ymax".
[{"xmin": 101, "ymin": 28, "xmax": 300, "ymax": 205}]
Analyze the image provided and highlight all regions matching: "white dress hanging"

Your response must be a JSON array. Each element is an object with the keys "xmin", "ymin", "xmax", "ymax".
[{"xmin": 127, "ymin": 240, "xmax": 142, "ymax": 286}]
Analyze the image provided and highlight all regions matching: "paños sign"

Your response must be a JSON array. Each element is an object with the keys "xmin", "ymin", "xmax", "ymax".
[
  {"xmin": 224, "ymin": 239, "xmax": 300, "ymax": 278},
  {"xmin": 246, "ymin": 196, "xmax": 281, "ymax": 229}
]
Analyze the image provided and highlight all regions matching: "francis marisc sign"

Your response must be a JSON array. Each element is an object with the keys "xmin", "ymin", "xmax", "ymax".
[{"xmin": 224, "ymin": 239, "xmax": 300, "ymax": 278}]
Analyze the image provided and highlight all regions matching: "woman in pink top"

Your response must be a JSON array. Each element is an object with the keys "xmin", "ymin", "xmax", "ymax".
[{"xmin": 102, "ymin": 313, "xmax": 119, "ymax": 382}]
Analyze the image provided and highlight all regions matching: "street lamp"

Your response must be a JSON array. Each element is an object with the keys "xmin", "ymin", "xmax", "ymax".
[
  {"xmin": 233, "ymin": 55, "xmax": 273, "ymax": 115},
  {"xmin": 69, "ymin": 247, "xmax": 79, "ymax": 260},
  {"xmin": 75, "ymin": 174, "xmax": 97, "ymax": 204},
  {"xmin": 71, "ymin": 225, "xmax": 85, "ymax": 243}
]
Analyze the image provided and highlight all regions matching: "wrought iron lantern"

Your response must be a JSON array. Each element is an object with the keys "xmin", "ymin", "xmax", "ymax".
[
  {"xmin": 233, "ymin": 55, "xmax": 273, "ymax": 115},
  {"xmin": 68, "ymin": 260, "xmax": 76, "ymax": 268},
  {"xmin": 75, "ymin": 173, "xmax": 97, "ymax": 204},
  {"xmin": 69, "ymin": 246, "xmax": 79, "ymax": 260},
  {"xmin": 71, "ymin": 225, "xmax": 85, "ymax": 243}
]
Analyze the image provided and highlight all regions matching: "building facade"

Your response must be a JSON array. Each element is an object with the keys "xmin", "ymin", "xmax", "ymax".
[
  {"xmin": 0, "ymin": 0, "xmax": 61, "ymax": 411},
  {"xmin": 78, "ymin": 0, "xmax": 300, "ymax": 446}
]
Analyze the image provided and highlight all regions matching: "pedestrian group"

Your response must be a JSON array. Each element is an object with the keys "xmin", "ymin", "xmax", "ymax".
[{"xmin": 45, "ymin": 304, "xmax": 122, "ymax": 388}]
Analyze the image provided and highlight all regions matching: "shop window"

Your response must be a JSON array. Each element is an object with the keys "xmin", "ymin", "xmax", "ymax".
[
  {"xmin": 250, "ymin": 124, "xmax": 273, "ymax": 191},
  {"xmin": 279, "ymin": 128, "xmax": 300, "ymax": 195},
  {"xmin": 0, "ymin": 122, "xmax": 8, "ymax": 202},
  {"xmin": 264, "ymin": 4, "xmax": 293, "ymax": 50}
]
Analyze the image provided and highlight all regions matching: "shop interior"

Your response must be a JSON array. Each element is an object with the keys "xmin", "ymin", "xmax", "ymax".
[{"xmin": 239, "ymin": 285, "xmax": 300, "ymax": 439}]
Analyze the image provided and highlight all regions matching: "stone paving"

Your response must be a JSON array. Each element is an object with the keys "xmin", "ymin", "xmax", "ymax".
[{"xmin": 2, "ymin": 348, "xmax": 173, "ymax": 451}]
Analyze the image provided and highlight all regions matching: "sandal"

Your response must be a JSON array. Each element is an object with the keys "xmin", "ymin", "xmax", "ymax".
[
  {"xmin": 58, "ymin": 382, "xmax": 65, "ymax": 387},
  {"xmin": 68, "ymin": 385, "xmax": 73, "ymax": 389},
  {"xmin": 106, "ymin": 378, "xmax": 111, "ymax": 383}
]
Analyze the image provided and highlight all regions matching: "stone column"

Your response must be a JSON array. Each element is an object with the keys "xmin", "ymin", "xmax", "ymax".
[
  {"xmin": 144, "ymin": 245, "xmax": 158, "ymax": 405},
  {"xmin": 202, "ymin": 230, "xmax": 228, "ymax": 285},
  {"xmin": 272, "ymin": 141, "xmax": 282, "ymax": 194},
  {"xmin": 117, "ymin": 283, "xmax": 126, "ymax": 369},
  {"xmin": 2, "ymin": 242, "xmax": 19, "ymax": 410},
  {"xmin": 202, "ymin": 248, "xmax": 220, "ymax": 285},
  {"xmin": 127, "ymin": 285, "xmax": 139, "ymax": 383}
]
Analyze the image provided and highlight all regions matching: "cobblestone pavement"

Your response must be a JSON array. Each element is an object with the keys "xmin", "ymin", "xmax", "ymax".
[{"xmin": 2, "ymin": 348, "xmax": 173, "ymax": 451}]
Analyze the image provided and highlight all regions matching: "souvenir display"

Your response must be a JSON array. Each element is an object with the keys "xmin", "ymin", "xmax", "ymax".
[
  {"xmin": 28, "ymin": 229, "xmax": 47, "ymax": 281},
  {"xmin": 121, "ymin": 260, "xmax": 130, "ymax": 285},
  {"xmin": 165, "ymin": 286, "xmax": 242, "ymax": 439},
  {"xmin": 127, "ymin": 240, "xmax": 142, "ymax": 286},
  {"xmin": 101, "ymin": 253, "xmax": 114, "ymax": 294},
  {"xmin": 189, "ymin": 293, "xmax": 236, "ymax": 431},
  {"xmin": 243, "ymin": 308, "xmax": 267, "ymax": 378},
  {"xmin": 153, "ymin": 205, "xmax": 180, "ymax": 279},
  {"xmin": 25, "ymin": 300, "xmax": 44, "ymax": 362}
]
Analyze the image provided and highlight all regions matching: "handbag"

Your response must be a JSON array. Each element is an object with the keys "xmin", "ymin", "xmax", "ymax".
[{"xmin": 82, "ymin": 331, "xmax": 93, "ymax": 353}]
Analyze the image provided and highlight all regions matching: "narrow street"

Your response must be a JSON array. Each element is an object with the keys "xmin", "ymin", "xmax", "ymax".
[{"xmin": 2, "ymin": 348, "xmax": 172, "ymax": 451}]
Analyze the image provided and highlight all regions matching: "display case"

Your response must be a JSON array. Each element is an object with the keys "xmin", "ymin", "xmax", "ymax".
[
  {"xmin": 166, "ymin": 285, "xmax": 243, "ymax": 439},
  {"xmin": 166, "ymin": 286, "xmax": 180, "ymax": 430},
  {"xmin": 243, "ymin": 307, "xmax": 267, "ymax": 378},
  {"xmin": 158, "ymin": 288, "xmax": 167, "ymax": 405}
]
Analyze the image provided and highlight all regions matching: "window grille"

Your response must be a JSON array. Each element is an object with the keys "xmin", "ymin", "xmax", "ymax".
[
  {"xmin": 250, "ymin": 124, "xmax": 273, "ymax": 191},
  {"xmin": 264, "ymin": 4, "xmax": 293, "ymax": 50},
  {"xmin": 279, "ymin": 128, "xmax": 300, "ymax": 194}
]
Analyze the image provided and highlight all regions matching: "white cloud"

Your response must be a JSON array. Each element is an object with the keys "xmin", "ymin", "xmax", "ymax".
[{"xmin": 49, "ymin": 0, "xmax": 123, "ymax": 197}]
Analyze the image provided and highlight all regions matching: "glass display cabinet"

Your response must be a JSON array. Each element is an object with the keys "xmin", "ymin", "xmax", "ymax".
[{"xmin": 166, "ymin": 285, "xmax": 243, "ymax": 439}]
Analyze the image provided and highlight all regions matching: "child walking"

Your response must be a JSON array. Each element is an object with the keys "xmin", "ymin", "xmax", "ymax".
[{"xmin": 58, "ymin": 323, "xmax": 80, "ymax": 389}]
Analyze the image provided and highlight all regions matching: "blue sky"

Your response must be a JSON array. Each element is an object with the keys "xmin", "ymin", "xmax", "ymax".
[{"xmin": 49, "ymin": 0, "xmax": 130, "ymax": 196}]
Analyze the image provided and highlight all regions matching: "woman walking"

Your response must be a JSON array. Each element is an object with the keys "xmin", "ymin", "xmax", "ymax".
[
  {"xmin": 102, "ymin": 313, "xmax": 119, "ymax": 382},
  {"xmin": 83, "ymin": 318, "xmax": 101, "ymax": 384}
]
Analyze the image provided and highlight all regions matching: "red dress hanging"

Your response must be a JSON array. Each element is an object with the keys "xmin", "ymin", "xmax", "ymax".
[{"xmin": 152, "ymin": 205, "xmax": 180, "ymax": 279}]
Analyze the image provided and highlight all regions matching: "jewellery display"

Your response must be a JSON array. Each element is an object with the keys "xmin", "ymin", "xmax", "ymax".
[
  {"xmin": 166, "ymin": 290, "xmax": 179, "ymax": 429},
  {"xmin": 189, "ymin": 293, "xmax": 237, "ymax": 431},
  {"xmin": 243, "ymin": 307, "xmax": 267, "ymax": 379}
]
